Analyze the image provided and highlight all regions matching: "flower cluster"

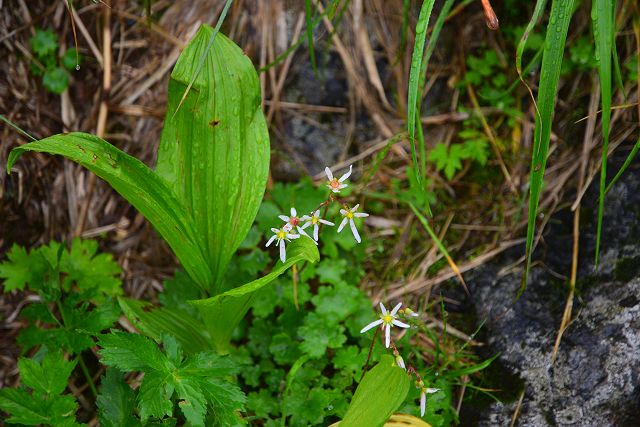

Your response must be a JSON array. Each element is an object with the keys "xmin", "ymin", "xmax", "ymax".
[
  {"xmin": 265, "ymin": 165, "xmax": 369, "ymax": 263},
  {"xmin": 360, "ymin": 302, "xmax": 439, "ymax": 418}
]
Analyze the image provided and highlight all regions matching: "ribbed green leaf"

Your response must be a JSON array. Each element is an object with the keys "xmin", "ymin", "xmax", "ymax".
[
  {"xmin": 522, "ymin": 0, "xmax": 576, "ymax": 298},
  {"xmin": 191, "ymin": 237, "xmax": 320, "ymax": 353},
  {"xmin": 156, "ymin": 26, "xmax": 270, "ymax": 293},
  {"xmin": 340, "ymin": 355, "xmax": 411, "ymax": 427},
  {"xmin": 6, "ymin": 132, "xmax": 212, "ymax": 289},
  {"xmin": 592, "ymin": 0, "xmax": 614, "ymax": 266},
  {"xmin": 407, "ymin": 0, "xmax": 436, "ymax": 189},
  {"xmin": 118, "ymin": 298, "xmax": 212, "ymax": 354}
]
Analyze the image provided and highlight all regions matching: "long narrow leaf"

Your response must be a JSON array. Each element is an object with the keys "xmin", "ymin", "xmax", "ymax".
[
  {"xmin": 522, "ymin": 0, "xmax": 576, "ymax": 298},
  {"xmin": 191, "ymin": 238, "xmax": 319, "ymax": 353},
  {"xmin": 593, "ymin": 0, "xmax": 614, "ymax": 266},
  {"xmin": 156, "ymin": 27, "xmax": 270, "ymax": 292},
  {"xmin": 7, "ymin": 132, "xmax": 212, "ymax": 288},
  {"xmin": 604, "ymin": 137, "xmax": 640, "ymax": 194},
  {"xmin": 407, "ymin": 0, "xmax": 436, "ymax": 188}
]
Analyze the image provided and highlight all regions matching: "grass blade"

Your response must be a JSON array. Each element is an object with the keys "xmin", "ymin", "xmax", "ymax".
[
  {"xmin": 304, "ymin": 0, "xmax": 318, "ymax": 75},
  {"xmin": 173, "ymin": 0, "xmax": 233, "ymax": 116},
  {"xmin": 604, "ymin": 137, "xmax": 640, "ymax": 194},
  {"xmin": 593, "ymin": 0, "xmax": 614, "ymax": 267},
  {"xmin": 407, "ymin": 0, "xmax": 436, "ymax": 189},
  {"xmin": 521, "ymin": 0, "xmax": 576, "ymax": 298},
  {"xmin": 410, "ymin": 203, "xmax": 467, "ymax": 292}
]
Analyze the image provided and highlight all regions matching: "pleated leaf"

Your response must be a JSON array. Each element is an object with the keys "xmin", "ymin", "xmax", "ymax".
[
  {"xmin": 156, "ymin": 26, "xmax": 270, "ymax": 293},
  {"xmin": 340, "ymin": 355, "xmax": 411, "ymax": 427},
  {"xmin": 191, "ymin": 237, "xmax": 320, "ymax": 353},
  {"xmin": 6, "ymin": 132, "xmax": 212, "ymax": 289}
]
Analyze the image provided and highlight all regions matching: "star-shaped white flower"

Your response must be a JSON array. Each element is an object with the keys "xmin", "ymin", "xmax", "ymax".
[
  {"xmin": 337, "ymin": 204, "xmax": 369, "ymax": 243},
  {"xmin": 419, "ymin": 387, "xmax": 440, "ymax": 417},
  {"xmin": 265, "ymin": 225, "xmax": 300, "ymax": 263},
  {"xmin": 279, "ymin": 207, "xmax": 314, "ymax": 243},
  {"xmin": 325, "ymin": 164, "xmax": 352, "ymax": 193},
  {"xmin": 359, "ymin": 302, "xmax": 410, "ymax": 348},
  {"xmin": 301, "ymin": 210, "xmax": 334, "ymax": 241}
]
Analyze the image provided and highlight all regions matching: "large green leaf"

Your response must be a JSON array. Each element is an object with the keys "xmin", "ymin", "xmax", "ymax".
[
  {"xmin": 156, "ymin": 26, "xmax": 270, "ymax": 293},
  {"xmin": 191, "ymin": 237, "xmax": 320, "ymax": 353},
  {"xmin": 118, "ymin": 298, "xmax": 212, "ymax": 354},
  {"xmin": 339, "ymin": 355, "xmax": 411, "ymax": 427},
  {"xmin": 522, "ymin": 0, "xmax": 576, "ymax": 298},
  {"xmin": 6, "ymin": 132, "xmax": 212, "ymax": 289}
]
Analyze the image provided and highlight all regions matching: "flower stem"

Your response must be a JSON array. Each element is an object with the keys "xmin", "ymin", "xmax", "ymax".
[{"xmin": 360, "ymin": 326, "xmax": 380, "ymax": 382}]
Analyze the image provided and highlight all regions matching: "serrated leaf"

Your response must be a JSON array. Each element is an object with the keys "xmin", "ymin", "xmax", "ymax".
[
  {"xmin": 61, "ymin": 238, "xmax": 122, "ymax": 297},
  {"xmin": 30, "ymin": 28, "xmax": 58, "ymax": 58},
  {"xmin": 98, "ymin": 331, "xmax": 170, "ymax": 373},
  {"xmin": 0, "ymin": 244, "xmax": 49, "ymax": 292},
  {"xmin": 43, "ymin": 67, "xmax": 70, "ymax": 94},
  {"xmin": 340, "ymin": 355, "xmax": 411, "ymax": 427},
  {"xmin": 0, "ymin": 389, "xmax": 80, "ymax": 426},
  {"xmin": 156, "ymin": 25, "xmax": 270, "ymax": 292},
  {"xmin": 18, "ymin": 351, "xmax": 77, "ymax": 395},
  {"xmin": 192, "ymin": 237, "xmax": 320, "ymax": 353},
  {"xmin": 138, "ymin": 371, "xmax": 174, "ymax": 422},
  {"xmin": 97, "ymin": 368, "xmax": 139, "ymax": 427},
  {"xmin": 7, "ymin": 132, "xmax": 212, "ymax": 289}
]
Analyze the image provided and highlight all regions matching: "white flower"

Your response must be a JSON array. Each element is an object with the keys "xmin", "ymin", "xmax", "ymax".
[
  {"xmin": 325, "ymin": 164, "xmax": 352, "ymax": 193},
  {"xmin": 301, "ymin": 210, "xmax": 334, "ymax": 241},
  {"xmin": 265, "ymin": 225, "xmax": 300, "ymax": 263},
  {"xmin": 279, "ymin": 207, "xmax": 315, "ymax": 243},
  {"xmin": 419, "ymin": 387, "xmax": 440, "ymax": 417},
  {"xmin": 359, "ymin": 302, "xmax": 410, "ymax": 348},
  {"xmin": 337, "ymin": 204, "xmax": 369, "ymax": 243}
]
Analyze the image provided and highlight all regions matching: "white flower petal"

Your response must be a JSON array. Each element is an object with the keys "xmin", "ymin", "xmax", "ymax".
[
  {"xmin": 286, "ymin": 233, "xmax": 300, "ymax": 239},
  {"xmin": 271, "ymin": 228, "xmax": 280, "ymax": 233},
  {"xmin": 339, "ymin": 209, "xmax": 347, "ymax": 216},
  {"xmin": 390, "ymin": 302, "xmax": 403, "ymax": 316},
  {"xmin": 319, "ymin": 219, "xmax": 334, "ymax": 226},
  {"xmin": 301, "ymin": 215, "xmax": 311, "ymax": 221},
  {"xmin": 396, "ymin": 356, "xmax": 405, "ymax": 370},
  {"xmin": 313, "ymin": 210, "xmax": 320, "ymax": 217},
  {"xmin": 300, "ymin": 222, "xmax": 312, "ymax": 230},
  {"xmin": 350, "ymin": 219, "xmax": 361, "ymax": 243},
  {"xmin": 279, "ymin": 215, "xmax": 290, "ymax": 222},
  {"xmin": 265, "ymin": 235, "xmax": 277, "ymax": 247},
  {"xmin": 279, "ymin": 240, "xmax": 286, "ymax": 263},
  {"xmin": 379, "ymin": 302, "xmax": 388, "ymax": 315},
  {"xmin": 330, "ymin": 187, "xmax": 340, "ymax": 193},
  {"xmin": 352, "ymin": 203, "xmax": 360, "ymax": 211},
  {"xmin": 338, "ymin": 183, "xmax": 347, "ymax": 189},
  {"xmin": 360, "ymin": 318, "xmax": 383, "ymax": 333},
  {"xmin": 290, "ymin": 207, "xmax": 297, "ymax": 216},
  {"xmin": 353, "ymin": 212, "xmax": 369, "ymax": 218},
  {"xmin": 325, "ymin": 166, "xmax": 334, "ymax": 181},
  {"xmin": 425, "ymin": 388, "xmax": 439, "ymax": 394},
  {"xmin": 338, "ymin": 164, "xmax": 353, "ymax": 182},
  {"xmin": 337, "ymin": 217, "xmax": 348, "ymax": 233},
  {"xmin": 385, "ymin": 323, "xmax": 391, "ymax": 348},
  {"xmin": 392, "ymin": 319, "xmax": 410, "ymax": 329},
  {"xmin": 420, "ymin": 391, "xmax": 426, "ymax": 417},
  {"xmin": 313, "ymin": 224, "xmax": 319, "ymax": 241}
]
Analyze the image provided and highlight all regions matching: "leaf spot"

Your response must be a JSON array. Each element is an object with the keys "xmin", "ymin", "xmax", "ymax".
[
  {"xmin": 209, "ymin": 119, "xmax": 220, "ymax": 127},
  {"xmin": 77, "ymin": 144, "xmax": 86, "ymax": 153}
]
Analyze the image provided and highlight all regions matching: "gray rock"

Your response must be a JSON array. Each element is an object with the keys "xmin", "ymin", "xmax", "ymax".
[{"xmin": 468, "ymin": 171, "xmax": 640, "ymax": 426}]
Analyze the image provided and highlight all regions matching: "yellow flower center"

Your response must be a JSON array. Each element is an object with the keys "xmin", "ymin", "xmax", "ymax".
[
  {"xmin": 346, "ymin": 211, "xmax": 354, "ymax": 219},
  {"xmin": 277, "ymin": 230, "xmax": 286, "ymax": 239},
  {"xmin": 382, "ymin": 314, "xmax": 393, "ymax": 324},
  {"xmin": 329, "ymin": 179, "xmax": 340, "ymax": 188},
  {"xmin": 311, "ymin": 216, "xmax": 319, "ymax": 224}
]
